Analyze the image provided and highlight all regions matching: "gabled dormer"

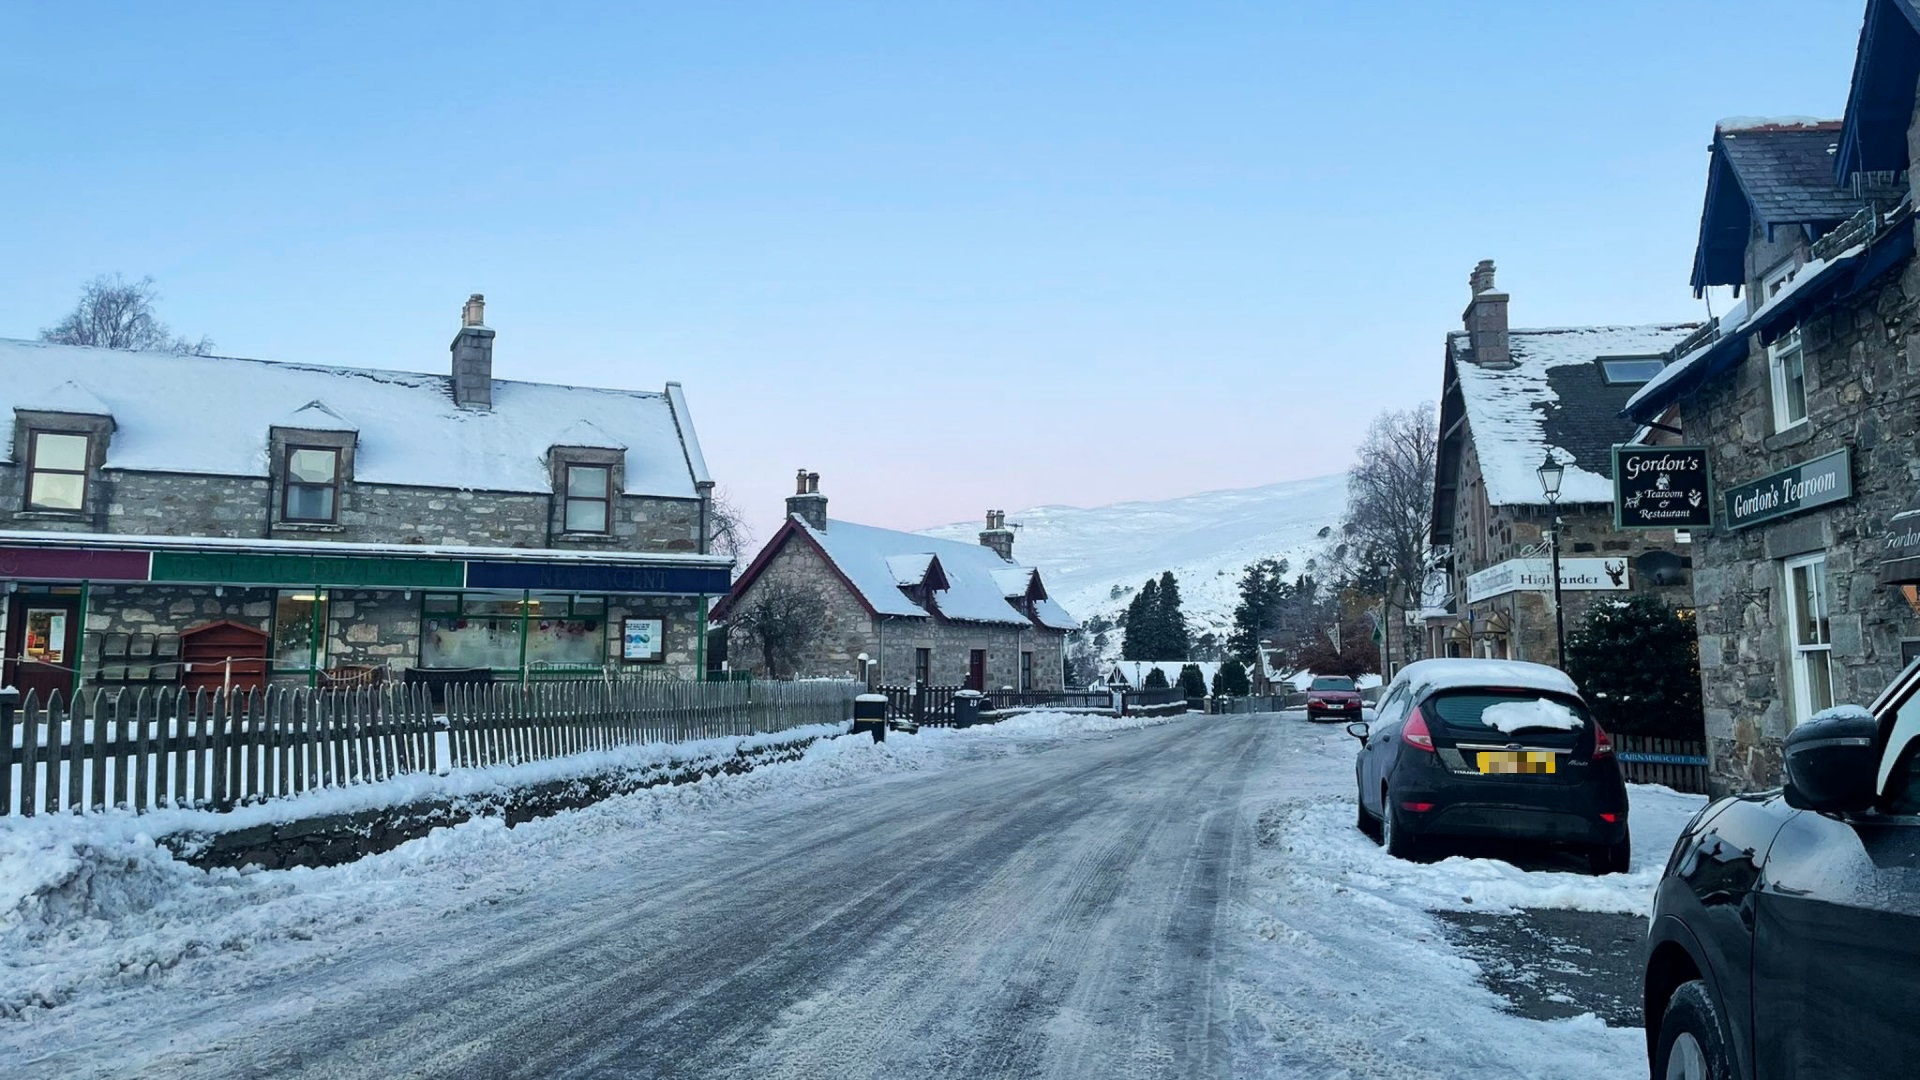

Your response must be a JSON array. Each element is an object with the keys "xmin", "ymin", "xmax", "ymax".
[
  {"xmin": 269, "ymin": 399, "xmax": 358, "ymax": 529},
  {"xmin": 1690, "ymin": 120, "xmax": 1866, "ymax": 300},
  {"xmin": 12, "ymin": 380, "xmax": 115, "ymax": 522},
  {"xmin": 887, "ymin": 553, "xmax": 950, "ymax": 611},
  {"xmin": 548, "ymin": 420, "xmax": 629, "ymax": 541}
]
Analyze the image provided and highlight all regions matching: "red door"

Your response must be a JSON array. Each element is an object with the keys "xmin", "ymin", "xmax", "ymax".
[
  {"xmin": 5, "ymin": 596, "xmax": 80, "ymax": 703},
  {"xmin": 967, "ymin": 649, "xmax": 986, "ymax": 691}
]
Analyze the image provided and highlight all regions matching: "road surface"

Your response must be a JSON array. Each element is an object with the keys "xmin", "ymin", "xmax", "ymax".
[{"xmin": 14, "ymin": 715, "xmax": 1282, "ymax": 1080}]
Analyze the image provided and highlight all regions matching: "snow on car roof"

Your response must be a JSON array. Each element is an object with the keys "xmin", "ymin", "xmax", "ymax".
[{"xmin": 1393, "ymin": 658, "xmax": 1580, "ymax": 698}]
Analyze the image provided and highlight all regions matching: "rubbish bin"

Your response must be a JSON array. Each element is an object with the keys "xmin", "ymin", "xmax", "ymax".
[
  {"xmin": 852, "ymin": 693, "xmax": 889, "ymax": 742},
  {"xmin": 952, "ymin": 689, "xmax": 985, "ymax": 728}
]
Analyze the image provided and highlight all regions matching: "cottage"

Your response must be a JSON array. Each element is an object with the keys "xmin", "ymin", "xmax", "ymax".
[
  {"xmin": 1620, "ymin": 0, "xmax": 1920, "ymax": 791},
  {"xmin": 1427, "ymin": 262, "xmax": 1701, "ymax": 663},
  {"xmin": 712, "ymin": 474, "xmax": 1077, "ymax": 689},
  {"xmin": 0, "ymin": 295, "xmax": 731, "ymax": 699}
]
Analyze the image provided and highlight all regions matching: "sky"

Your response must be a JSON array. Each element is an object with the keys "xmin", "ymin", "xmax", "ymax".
[{"xmin": 0, "ymin": 1, "xmax": 1870, "ymax": 544}]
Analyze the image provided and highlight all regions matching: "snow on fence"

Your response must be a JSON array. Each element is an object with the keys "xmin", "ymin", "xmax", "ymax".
[
  {"xmin": 1612, "ymin": 734, "xmax": 1711, "ymax": 794},
  {"xmin": 0, "ymin": 678, "xmax": 863, "ymax": 817}
]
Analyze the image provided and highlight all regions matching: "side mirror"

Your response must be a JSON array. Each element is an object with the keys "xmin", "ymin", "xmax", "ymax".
[
  {"xmin": 1784, "ymin": 708, "xmax": 1879, "ymax": 814},
  {"xmin": 1345, "ymin": 721, "xmax": 1370, "ymax": 743}
]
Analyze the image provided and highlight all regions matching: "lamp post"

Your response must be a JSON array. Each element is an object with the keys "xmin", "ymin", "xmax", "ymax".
[{"xmin": 1536, "ymin": 452, "xmax": 1567, "ymax": 669}]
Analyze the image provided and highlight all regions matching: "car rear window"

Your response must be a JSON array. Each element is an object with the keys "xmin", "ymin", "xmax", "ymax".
[
  {"xmin": 1425, "ymin": 690, "xmax": 1589, "ymax": 747},
  {"xmin": 1311, "ymin": 678, "xmax": 1355, "ymax": 692}
]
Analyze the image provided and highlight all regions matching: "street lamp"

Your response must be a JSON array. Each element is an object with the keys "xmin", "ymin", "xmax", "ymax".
[{"xmin": 1536, "ymin": 452, "xmax": 1567, "ymax": 669}]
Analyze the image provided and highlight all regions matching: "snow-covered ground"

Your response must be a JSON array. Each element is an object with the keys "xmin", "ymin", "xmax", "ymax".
[{"xmin": 1, "ymin": 710, "xmax": 1705, "ymax": 1079}]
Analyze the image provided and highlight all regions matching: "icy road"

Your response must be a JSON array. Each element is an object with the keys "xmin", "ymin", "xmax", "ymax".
[{"xmin": 2, "ymin": 712, "xmax": 1703, "ymax": 1079}]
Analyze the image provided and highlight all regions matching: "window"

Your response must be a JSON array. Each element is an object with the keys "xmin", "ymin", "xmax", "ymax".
[
  {"xmin": 26, "ymin": 431, "xmax": 89, "ymax": 511},
  {"xmin": 914, "ymin": 648, "xmax": 931, "ymax": 686},
  {"xmin": 1768, "ymin": 328, "xmax": 1808, "ymax": 431},
  {"xmin": 1784, "ymin": 553, "xmax": 1834, "ymax": 725},
  {"xmin": 1599, "ymin": 357, "xmax": 1666, "ymax": 385},
  {"xmin": 419, "ymin": 592, "xmax": 605, "ymax": 671},
  {"xmin": 564, "ymin": 464, "xmax": 611, "ymax": 534},
  {"xmin": 272, "ymin": 590, "xmax": 330, "ymax": 672},
  {"xmin": 283, "ymin": 447, "xmax": 341, "ymax": 522},
  {"xmin": 1021, "ymin": 651, "xmax": 1034, "ymax": 692}
]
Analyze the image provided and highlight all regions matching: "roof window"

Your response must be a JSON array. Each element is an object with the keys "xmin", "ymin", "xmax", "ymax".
[{"xmin": 1598, "ymin": 357, "xmax": 1667, "ymax": 385}]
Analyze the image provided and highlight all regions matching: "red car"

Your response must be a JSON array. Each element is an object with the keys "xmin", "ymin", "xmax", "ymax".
[{"xmin": 1306, "ymin": 676, "xmax": 1363, "ymax": 721}]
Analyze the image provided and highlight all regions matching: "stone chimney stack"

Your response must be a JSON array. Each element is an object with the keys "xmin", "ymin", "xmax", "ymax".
[
  {"xmin": 451, "ymin": 293, "xmax": 495, "ymax": 410},
  {"xmin": 979, "ymin": 509, "xmax": 1015, "ymax": 561},
  {"xmin": 786, "ymin": 469, "xmax": 828, "ymax": 531},
  {"xmin": 1462, "ymin": 260, "xmax": 1512, "ymax": 369}
]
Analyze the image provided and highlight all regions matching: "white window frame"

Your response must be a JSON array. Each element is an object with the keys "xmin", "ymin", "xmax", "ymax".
[
  {"xmin": 1783, "ymin": 552, "xmax": 1835, "ymax": 726},
  {"xmin": 1768, "ymin": 327, "xmax": 1808, "ymax": 432}
]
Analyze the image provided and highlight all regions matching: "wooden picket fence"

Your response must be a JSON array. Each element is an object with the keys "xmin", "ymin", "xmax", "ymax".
[
  {"xmin": 0, "ymin": 677, "xmax": 863, "ymax": 817},
  {"xmin": 1613, "ymin": 734, "xmax": 1711, "ymax": 794}
]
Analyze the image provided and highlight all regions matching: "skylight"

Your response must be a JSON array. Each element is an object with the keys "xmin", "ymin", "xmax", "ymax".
[{"xmin": 1599, "ymin": 357, "xmax": 1667, "ymax": 385}]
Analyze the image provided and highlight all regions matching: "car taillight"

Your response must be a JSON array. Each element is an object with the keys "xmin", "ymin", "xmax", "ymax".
[
  {"xmin": 1592, "ymin": 721, "xmax": 1614, "ymax": 759},
  {"xmin": 1404, "ymin": 706, "xmax": 1436, "ymax": 752}
]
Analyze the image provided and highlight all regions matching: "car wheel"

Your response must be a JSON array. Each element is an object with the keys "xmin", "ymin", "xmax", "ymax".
[
  {"xmin": 1654, "ymin": 981, "xmax": 1734, "ymax": 1080},
  {"xmin": 1381, "ymin": 791, "xmax": 1423, "ymax": 861},
  {"xmin": 1356, "ymin": 796, "xmax": 1382, "ymax": 841},
  {"xmin": 1586, "ymin": 830, "xmax": 1631, "ymax": 876}
]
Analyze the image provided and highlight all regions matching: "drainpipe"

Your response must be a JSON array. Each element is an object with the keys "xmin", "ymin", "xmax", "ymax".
[
  {"xmin": 517, "ymin": 588, "xmax": 532, "ymax": 686},
  {"xmin": 73, "ymin": 579, "xmax": 91, "ymax": 699}
]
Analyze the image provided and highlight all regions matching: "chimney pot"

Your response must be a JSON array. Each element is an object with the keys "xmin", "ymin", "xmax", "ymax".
[
  {"xmin": 1462, "ymin": 260, "xmax": 1512, "ymax": 369},
  {"xmin": 450, "ymin": 293, "xmax": 496, "ymax": 410},
  {"xmin": 462, "ymin": 293, "xmax": 486, "ymax": 327},
  {"xmin": 980, "ymin": 508, "xmax": 1015, "ymax": 560},
  {"xmin": 786, "ymin": 470, "xmax": 828, "ymax": 530}
]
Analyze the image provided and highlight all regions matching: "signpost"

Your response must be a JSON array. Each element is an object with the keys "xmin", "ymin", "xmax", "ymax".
[
  {"xmin": 1613, "ymin": 446, "xmax": 1714, "ymax": 529},
  {"xmin": 1722, "ymin": 449, "xmax": 1852, "ymax": 530}
]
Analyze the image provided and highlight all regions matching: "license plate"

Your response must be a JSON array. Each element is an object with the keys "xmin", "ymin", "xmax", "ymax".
[{"xmin": 1477, "ymin": 751, "xmax": 1556, "ymax": 775}]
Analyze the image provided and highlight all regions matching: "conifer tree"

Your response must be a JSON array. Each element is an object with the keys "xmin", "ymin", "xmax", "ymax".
[
  {"xmin": 1122, "ymin": 577, "xmax": 1161, "ymax": 660},
  {"xmin": 1178, "ymin": 663, "xmax": 1208, "ymax": 700},
  {"xmin": 1142, "ymin": 667, "xmax": 1171, "ymax": 690},
  {"xmin": 1212, "ymin": 658, "xmax": 1251, "ymax": 697},
  {"xmin": 1155, "ymin": 571, "xmax": 1190, "ymax": 660},
  {"xmin": 1564, "ymin": 596, "xmax": 1705, "ymax": 738}
]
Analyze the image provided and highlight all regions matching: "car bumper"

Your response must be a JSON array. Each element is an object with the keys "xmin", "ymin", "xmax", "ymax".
[{"xmin": 1392, "ymin": 779, "xmax": 1628, "ymax": 845}]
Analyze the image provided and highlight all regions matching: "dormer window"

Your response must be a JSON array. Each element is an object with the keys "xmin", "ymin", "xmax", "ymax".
[
  {"xmin": 283, "ymin": 446, "xmax": 341, "ymax": 522},
  {"xmin": 26, "ymin": 430, "xmax": 90, "ymax": 511},
  {"xmin": 564, "ymin": 464, "xmax": 611, "ymax": 534}
]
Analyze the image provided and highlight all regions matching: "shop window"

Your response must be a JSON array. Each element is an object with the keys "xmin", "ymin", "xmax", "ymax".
[
  {"xmin": 283, "ymin": 446, "xmax": 341, "ymax": 522},
  {"xmin": 564, "ymin": 465, "xmax": 612, "ymax": 534},
  {"xmin": 1784, "ymin": 554, "xmax": 1834, "ymax": 724},
  {"xmin": 273, "ymin": 590, "xmax": 330, "ymax": 673},
  {"xmin": 26, "ymin": 430, "xmax": 90, "ymax": 511},
  {"xmin": 1769, "ymin": 329, "xmax": 1808, "ymax": 432},
  {"xmin": 420, "ymin": 592, "xmax": 604, "ymax": 671}
]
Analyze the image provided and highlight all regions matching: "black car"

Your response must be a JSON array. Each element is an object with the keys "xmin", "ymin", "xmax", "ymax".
[
  {"xmin": 1642, "ymin": 659, "xmax": 1920, "ymax": 1080},
  {"xmin": 1347, "ymin": 658, "xmax": 1630, "ymax": 874}
]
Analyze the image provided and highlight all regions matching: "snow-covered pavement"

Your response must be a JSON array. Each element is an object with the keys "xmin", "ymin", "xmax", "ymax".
[{"xmin": 1, "ymin": 710, "xmax": 1704, "ymax": 1079}]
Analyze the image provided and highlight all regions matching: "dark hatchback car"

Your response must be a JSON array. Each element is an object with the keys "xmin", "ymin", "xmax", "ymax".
[
  {"xmin": 1642, "ymin": 659, "xmax": 1920, "ymax": 1080},
  {"xmin": 1348, "ymin": 658, "xmax": 1629, "ymax": 874},
  {"xmin": 1305, "ymin": 676, "xmax": 1363, "ymax": 721}
]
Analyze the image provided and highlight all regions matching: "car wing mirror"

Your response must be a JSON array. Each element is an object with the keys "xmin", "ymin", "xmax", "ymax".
[
  {"xmin": 1345, "ymin": 721, "xmax": 1370, "ymax": 743},
  {"xmin": 1783, "ymin": 709, "xmax": 1879, "ymax": 814}
]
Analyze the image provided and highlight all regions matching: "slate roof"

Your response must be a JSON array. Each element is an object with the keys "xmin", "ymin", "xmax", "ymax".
[{"xmin": 1717, "ymin": 122, "xmax": 1866, "ymax": 227}]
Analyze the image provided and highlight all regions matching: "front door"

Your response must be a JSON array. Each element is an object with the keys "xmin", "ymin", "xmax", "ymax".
[
  {"xmin": 967, "ymin": 649, "xmax": 985, "ymax": 692},
  {"xmin": 5, "ymin": 595, "xmax": 80, "ymax": 703}
]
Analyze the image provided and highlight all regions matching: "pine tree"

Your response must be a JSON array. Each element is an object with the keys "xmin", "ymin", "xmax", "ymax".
[
  {"xmin": 1212, "ymin": 659, "xmax": 1251, "ymax": 697},
  {"xmin": 1228, "ymin": 559, "xmax": 1284, "ymax": 663},
  {"xmin": 1564, "ymin": 596, "xmax": 1705, "ymax": 738},
  {"xmin": 1143, "ymin": 667, "xmax": 1171, "ymax": 690},
  {"xmin": 1122, "ymin": 578, "xmax": 1160, "ymax": 660},
  {"xmin": 1156, "ymin": 571, "xmax": 1190, "ymax": 660},
  {"xmin": 1178, "ymin": 663, "xmax": 1208, "ymax": 699}
]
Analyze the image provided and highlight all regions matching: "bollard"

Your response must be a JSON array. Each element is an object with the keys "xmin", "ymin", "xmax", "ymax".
[{"xmin": 852, "ymin": 693, "xmax": 889, "ymax": 742}]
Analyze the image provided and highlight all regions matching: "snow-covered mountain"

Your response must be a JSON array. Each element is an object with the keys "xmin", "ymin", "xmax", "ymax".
[{"xmin": 921, "ymin": 474, "xmax": 1348, "ymax": 662}]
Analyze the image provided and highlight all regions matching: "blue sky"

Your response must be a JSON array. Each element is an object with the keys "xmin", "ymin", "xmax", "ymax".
[{"xmin": 0, "ymin": 2, "xmax": 1868, "ymax": 541}]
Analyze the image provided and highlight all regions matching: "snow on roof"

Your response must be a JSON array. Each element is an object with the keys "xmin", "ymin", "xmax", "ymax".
[
  {"xmin": 886, "ymin": 553, "xmax": 936, "ymax": 586},
  {"xmin": 991, "ymin": 566, "xmax": 1037, "ymax": 598},
  {"xmin": 274, "ymin": 400, "xmax": 359, "ymax": 433},
  {"xmin": 0, "ymin": 339, "xmax": 705, "ymax": 499},
  {"xmin": 1451, "ymin": 324, "xmax": 1701, "ymax": 506},
  {"xmin": 1033, "ymin": 597, "xmax": 1079, "ymax": 631},
  {"xmin": 550, "ymin": 418, "xmax": 627, "ymax": 450},
  {"xmin": 1109, "ymin": 661, "xmax": 1223, "ymax": 687},
  {"xmin": 18, "ymin": 379, "xmax": 113, "ymax": 416},
  {"xmin": 1715, "ymin": 116, "xmax": 1837, "ymax": 132},
  {"xmin": 1392, "ymin": 658, "xmax": 1579, "ymax": 698},
  {"xmin": 800, "ymin": 518, "xmax": 1076, "ymax": 628}
]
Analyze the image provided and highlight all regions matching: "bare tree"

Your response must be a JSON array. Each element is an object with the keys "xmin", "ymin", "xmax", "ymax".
[
  {"xmin": 1340, "ymin": 404, "xmax": 1438, "ymax": 666},
  {"xmin": 725, "ymin": 578, "xmax": 826, "ymax": 678},
  {"xmin": 707, "ymin": 487, "xmax": 753, "ymax": 569},
  {"xmin": 40, "ymin": 274, "xmax": 215, "ymax": 355}
]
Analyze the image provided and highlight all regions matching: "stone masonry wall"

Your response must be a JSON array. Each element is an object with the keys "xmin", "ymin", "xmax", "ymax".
[
  {"xmin": 875, "ymin": 616, "xmax": 1066, "ymax": 692},
  {"xmin": 725, "ymin": 539, "xmax": 877, "ymax": 679},
  {"xmin": 1682, "ymin": 248, "xmax": 1920, "ymax": 793}
]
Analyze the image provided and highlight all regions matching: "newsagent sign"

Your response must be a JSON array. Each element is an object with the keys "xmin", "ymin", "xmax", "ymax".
[
  {"xmin": 1466, "ymin": 558, "xmax": 1632, "ymax": 603},
  {"xmin": 1723, "ymin": 449, "xmax": 1852, "ymax": 530},
  {"xmin": 1613, "ymin": 446, "xmax": 1714, "ymax": 529}
]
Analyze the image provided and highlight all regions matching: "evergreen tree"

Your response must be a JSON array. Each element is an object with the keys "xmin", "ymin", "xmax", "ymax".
[
  {"xmin": 1178, "ymin": 663, "xmax": 1208, "ymax": 700},
  {"xmin": 1121, "ymin": 578, "xmax": 1160, "ymax": 660},
  {"xmin": 1155, "ymin": 571, "xmax": 1190, "ymax": 660},
  {"xmin": 1228, "ymin": 559, "xmax": 1285, "ymax": 662},
  {"xmin": 1212, "ymin": 659, "xmax": 1251, "ymax": 697},
  {"xmin": 1564, "ymin": 596, "xmax": 1705, "ymax": 738},
  {"xmin": 1143, "ymin": 667, "xmax": 1171, "ymax": 690}
]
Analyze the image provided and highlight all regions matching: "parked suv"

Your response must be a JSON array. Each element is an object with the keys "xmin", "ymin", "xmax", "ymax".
[
  {"xmin": 1305, "ymin": 676, "xmax": 1363, "ymax": 721},
  {"xmin": 1642, "ymin": 658, "xmax": 1920, "ymax": 1080},
  {"xmin": 1346, "ymin": 658, "xmax": 1629, "ymax": 873}
]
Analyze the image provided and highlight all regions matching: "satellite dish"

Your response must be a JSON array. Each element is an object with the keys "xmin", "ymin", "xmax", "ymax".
[{"xmin": 1635, "ymin": 549, "xmax": 1690, "ymax": 587}]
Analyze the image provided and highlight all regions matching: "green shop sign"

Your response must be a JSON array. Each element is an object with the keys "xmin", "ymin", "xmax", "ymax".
[
  {"xmin": 150, "ymin": 551, "xmax": 466, "ymax": 589},
  {"xmin": 1723, "ymin": 448, "xmax": 1852, "ymax": 530}
]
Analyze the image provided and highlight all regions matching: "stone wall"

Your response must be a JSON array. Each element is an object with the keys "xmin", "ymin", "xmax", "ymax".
[
  {"xmin": 724, "ymin": 539, "xmax": 877, "ymax": 679},
  {"xmin": 1681, "ymin": 248, "xmax": 1920, "ymax": 792},
  {"xmin": 874, "ymin": 616, "xmax": 1066, "ymax": 691}
]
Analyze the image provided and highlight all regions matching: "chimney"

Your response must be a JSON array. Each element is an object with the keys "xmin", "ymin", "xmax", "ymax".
[
  {"xmin": 979, "ymin": 509, "xmax": 1015, "ymax": 561},
  {"xmin": 451, "ymin": 293, "xmax": 495, "ymax": 410},
  {"xmin": 1462, "ymin": 260, "xmax": 1512, "ymax": 369},
  {"xmin": 786, "ymin": 469, "xmax": 828, "ymax": 531}
]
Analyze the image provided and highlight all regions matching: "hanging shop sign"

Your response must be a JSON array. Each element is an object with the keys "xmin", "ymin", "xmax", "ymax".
[
  {"xmin": 1880, "ymin": 509, "xmax": 1920, "ymax": 586},
  {"xmin": 1723, "ymin": 448, "xmax": 1852, "ymax": 530},
  {"xmin": 1613, "ymin": 446, "xmax": 1714, "ymax": 529},
  {"xmin": 1466, "ymin": 558, "xmax": 1632, "ymax": 603}
]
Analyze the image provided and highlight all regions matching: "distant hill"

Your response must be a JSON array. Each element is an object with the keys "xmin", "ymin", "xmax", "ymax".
[{"xmin": 921, "ymin": 474, "xmax": 1348, "ymax": 666}]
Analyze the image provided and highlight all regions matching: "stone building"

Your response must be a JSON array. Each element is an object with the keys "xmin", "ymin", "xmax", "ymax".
[
  {"xmin": 1427, "ymin": 262, "xmax": 1701, "ymax": 663},
  {"xmin": 0, "ymin": 294, "xmax": 731, "ymax": 700},
  {"xmin": 711, "ymin": 474, "xmax": 1077, "ymax": 689},
  {"xmin": 1621, "ymin": 0, "xmax": 1920, "ymax": 791}
]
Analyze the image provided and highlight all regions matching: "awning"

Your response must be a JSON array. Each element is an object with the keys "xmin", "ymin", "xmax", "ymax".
[{"xmin": 1882, "ymin": 510, "xmax": 1920, "ymax": 586}]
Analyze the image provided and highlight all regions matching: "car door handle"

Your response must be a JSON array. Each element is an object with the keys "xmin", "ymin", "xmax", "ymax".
[{"xmin": 1771, "ymin": 882, "xmax": 1814, "ymax": 897}]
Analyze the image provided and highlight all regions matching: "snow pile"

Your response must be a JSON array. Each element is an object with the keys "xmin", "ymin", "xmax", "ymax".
[{"xmin": 1483, "ymin": 699, "xmax": 1585, "ymax": 734}]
